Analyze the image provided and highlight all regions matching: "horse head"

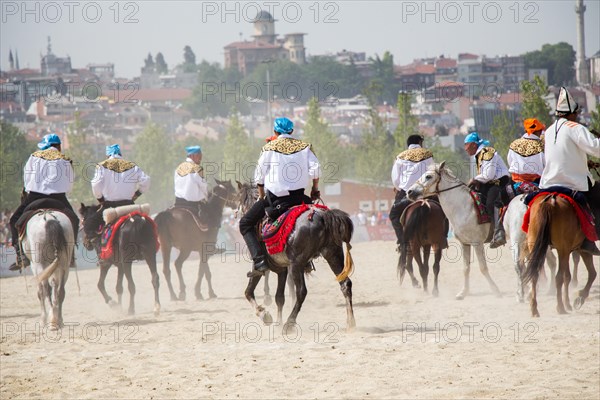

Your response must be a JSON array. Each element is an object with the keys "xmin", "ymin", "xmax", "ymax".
[
  {"xmin": 236, "ymin": 180, "xmax": 258, "ymax": 215},
  {"xmin": 78, "ymin": 202, "xmax": 101, "ymax": 251},
  {"xmin": 213, "ymin": 179, "xmax": 239, "ymax": 209}
]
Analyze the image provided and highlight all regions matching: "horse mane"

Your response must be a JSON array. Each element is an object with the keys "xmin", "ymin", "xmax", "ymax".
[{"xmin": 239, "ymin": 182, "xmax": 259, "ymax": 214}]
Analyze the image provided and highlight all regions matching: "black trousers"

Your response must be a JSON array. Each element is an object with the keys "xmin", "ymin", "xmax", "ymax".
[
  {"xmin": 388, "ymin": 190, "xmax": 411, "ymax": 244},
  {"xmin": 585, "ymin": 180, "xmax": 600, "ymax": 237},
  {"xmin": 239, "ymin": 189, "xmax": 311, "ymax": 236},
  {"xmin": 175, "ymin": 197, "xmax": 200, "ymax": 212},
  {"xmin": 480, "ymin": 176, "xmax": 510, "ymax": 216},
  {"xmin": 10, "ymin": 192, "xmax": 79, "ymax": 247}
]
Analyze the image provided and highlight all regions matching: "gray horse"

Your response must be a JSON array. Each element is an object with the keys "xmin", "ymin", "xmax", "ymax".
[{"xmin": 237, "ymin": 182, "xmax": 356, "ymax": 331}]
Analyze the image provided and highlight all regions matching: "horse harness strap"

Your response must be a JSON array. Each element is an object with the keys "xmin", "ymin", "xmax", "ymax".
[{"xmin": 435, "ymin": 182, "xmax": 465, "ymax": 195}]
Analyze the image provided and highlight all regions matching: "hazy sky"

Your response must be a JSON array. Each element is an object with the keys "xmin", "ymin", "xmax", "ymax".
[{"xmin": 1, "ymin": 0, "xmax": 599, "ymax": 78}]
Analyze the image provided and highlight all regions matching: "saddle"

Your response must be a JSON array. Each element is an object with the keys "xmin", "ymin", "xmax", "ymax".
[
  {"xmin": 16, "ymin": 198, "xmax": 78, "ymax": 239},
  {"xmin": 100, "ymin": 211, "xmax": 160, "ymax": 260},
  {"xmin": 468, "ymin": 191, "xmax": 492, "ymax": 225},
  {"xmin": 261, "ymin": 203, "xmax": 328, "ymax": 255},
  {"xmin": 171, "ymin": 206, "xmax": 209, "ymax": 232}
]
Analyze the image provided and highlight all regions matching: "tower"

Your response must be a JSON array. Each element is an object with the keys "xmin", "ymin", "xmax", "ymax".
[
  {"xmin": 575, "ymin": 0, "xmax": 590, "ymax": 85},
  {"xmin": 252, "ymin": 11, "xmax": 276, "ymax": 44}
]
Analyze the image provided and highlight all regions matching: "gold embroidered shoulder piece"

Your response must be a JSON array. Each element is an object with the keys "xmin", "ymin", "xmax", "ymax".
[
  {"xmin": 176, "ymin": 161, "xmax": 204, "ymax": 177},
  {"xmin": 32, "ymin": 149, "xmax": 71, "ymax": 162},
  {"xmin": 262, "ymin": 138, "xmax": 311, "ymax": 155},
  {"xmin": 397, "ymin": 148, "xmax": 433, "ymax": 162},
  {"xmin": 480, "ymin": 147, "xmax": 496, "ymax": 161},
  {"xmin": 509, "ymin": 138, "xmax": 544, "ymax": 157},
  {"xmin": 98, "ymin": 158, "xmax": 137, "ymax": 173}
]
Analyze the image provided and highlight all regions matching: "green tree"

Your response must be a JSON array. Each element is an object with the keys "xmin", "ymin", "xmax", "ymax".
[
  {"xmin": 426, "ymin": 137, "xmax": 470, "ymax": 182},
  {"xmin": 222, "ymin": 111, "xmax": 257, "ymax": 182},
  {"xmin": 489, "ymin": 110, "xmax": 520, "ymax": 160},
  {"xmin": 155, "ymin": 52, "xmax": 168, "ymax": 74},
  {"xmin": 0, "ymin": 121, "xmax": 35, "ymax": 209},
  {"xmin": 64, "ymin": 112, "xmax": 96, "ymax": 204},
  {"xmin": 144, "ymin": 53, "xmax": 154, "ymax": 69},
  {"xmin": 588, "ymin": 104, "xmax": 600, "ymax": 180},
  {"xmin": 524, "ymin": 42, "xmax": 576, "ymax": 86},
  {"xmin": 134, "ymin": 123, "xmax": 178, "ymax": 210},
  {"xmin": 520, "ymin": 76, "xmax": 552, "ymax": 126},
  {"xmin": 394, "ymin": 92, "xmax": 420, "ymax": 150},
  {"xmin": 368, "ymin": 51, "xmax": 397, "ymax": 104},
  {"xmin": 183, "ymin": 45, "xmax": 196, "ymax": 72}
]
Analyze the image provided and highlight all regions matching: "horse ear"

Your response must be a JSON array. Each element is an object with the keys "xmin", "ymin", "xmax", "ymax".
[
  {"xmin": 439, "ymin": 161, "xmax": 446, "ymax": 170},
  {"xmin": 79, "ymin": 203, "xmax": 86, "ymax": 211},
  {"xmin": 236, "ymin": 180, "xmax": 243, "ymax": 189},
  {"xmin": 214, "ymin": 178, "xmax": 222, "ymax": 185}
]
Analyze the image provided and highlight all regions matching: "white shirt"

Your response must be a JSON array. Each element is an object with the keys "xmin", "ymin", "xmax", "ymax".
[
  {"xmin": 91, "ymin": 155, "xmax": 151, "ymax": 201},
  {"xmin": 23, "ymin": 148, "xmax": 74, "ymax": 194},
  {"xmin": 507, "ymin": 133, "xmax": 545, "ymax": 178},
  {"xmin": 474, "ymin": 145, "xmax": 510, "ymax": 183},
  {"xmin": 391, "ymin": 144, "xmax": 434, "ymax": 191},
  {"xmin": 174, "ymin": 158, "xmax": 208, "ymax": 202},
  {"xmin": 254, "ymin": 134, "xmax": 320, "ymax": 197},
  {"xmin": 540, "ymin": 118, "xmax": 600, "ymax": 191}
]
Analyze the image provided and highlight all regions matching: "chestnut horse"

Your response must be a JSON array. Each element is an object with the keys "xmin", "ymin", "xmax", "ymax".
[
  {"xmin": 522, "ymin": 193, "xmax": 597, "ymax": 317},
  {"xmin": 397, "ymin": 198, "xmax": 447, "ymax": 296}
]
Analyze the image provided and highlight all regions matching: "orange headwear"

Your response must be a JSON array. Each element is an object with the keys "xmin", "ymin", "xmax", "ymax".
[
  {"xmin": 523, "ymin": 118, "xmax": 546, "ymax": 135},
  {"xmin": 265, "ymin": 134, "xmax": 278, "ymax": 143}
]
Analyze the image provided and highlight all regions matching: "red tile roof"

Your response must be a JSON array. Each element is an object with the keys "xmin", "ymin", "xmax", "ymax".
[
  {"xmin": 135, "ymin": 88, "xmax": 192, "ymax": 102},
  {"xmin": 458, "ymin": 53, "xmax": 479, "ymax": 60},
  {"xmin": 435, "ymin": 58, "xmax": 457, "ymax": 68},
  {"xmin": 224, "ymin": 41, "xmax": 281, "ymax": 50}
]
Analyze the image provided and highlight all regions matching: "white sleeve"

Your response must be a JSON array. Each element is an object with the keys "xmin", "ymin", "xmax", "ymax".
[
  {"xmin": 195, "ymin": 173, "xmax": 209, "ymax": 200},
  {"xmin": 307, "ymin": 149, "xmax": 320, "ymax": 179},
  {"xmin": 575, "ymin": 127, "xmax": 600, "ymax": 158},
  {"xmin": 91, "ymin": 166, "xmax": 104, "ymax": 199},
  {"xmin": 254, "ymin": 152, "xmax": 267, "ymax": 185},
  {"xmin": 23, "ymin": 156, "xmax": 35, "ymax": 193},
  {"xmin": 136, "ymin": 168, "xmax": 151, "ymax": 193},
  {"xmin": 475, "ymin": 157, "xmax": 497, "ymax": 183},
  {"xmin": 391, "ymin": 160, "xmax": 401, "ymax": 189},
  {"xmin": 507, "ymin": 150, "xmax": 516, "ymax": 173},
  {"xmin": 65, "ymin": 160, "xmax": 74, "ymax": 193}
]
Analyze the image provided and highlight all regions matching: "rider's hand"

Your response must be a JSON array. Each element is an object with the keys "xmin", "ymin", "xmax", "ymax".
[
  {"xmin": 132, "ymin": 190, "xmax": 142, "ymax": 202},
  {"xmin": 310, "ymin": 188, "xmax": 321, "ymax": 201},
  {"xmin": 467, "ymin": 179, "xmax": 480, "ymax": 190}
]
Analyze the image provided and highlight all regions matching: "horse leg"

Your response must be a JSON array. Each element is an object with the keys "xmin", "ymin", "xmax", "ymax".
[
  {"xmin": 562, "ymin": 260, "xmax": 572, "ymax": 312},
  {"xmin": 545, "ymin": 249, "xmax": 557, "ymax": 295},
  {"xmin": 195, "ymin": 260, "xmax": 205, "ymax": 301},
  {"xmin": 432, "ymin": 247, "xmax": 442, "ymax": 297},
  {"xmin": 53, "ymin": 273, "xmax": 66, "ymax": 329},
  {"xmin": 530, "ymin": 274, "xmax": 540, "ymax": 317},
  {"xmin": 415, "ymin": 244, "xmax": 429, "ymax": 293},
  {"xmin": 275, "ymin": 271, "xmax": 287, "ymax": 325},
  {"xmin": 456, "ymin": 244, "xmax": 471, "ymax": 300},
  {"xmin": 285, "ymin": 265, "xmax": 307, "ymax": 332},
  {"xmin": 322, "ymin": 245, "xmax": 355, "ymax": 331},
  {"xmin": 195, "ymin": 260, "xmax": 217, "ymax": 300},
  {"xmin": 245, "ymin": 275, "xmax": 272, "ymax": 325},
  {"xmin": 510, "ymin": 240, "xmax": 525, "ymax": 303},
  {"xmin": 555, "ymin": 254, "xmax": 568, "ymax": 314},
  {"xmin": 97, "ymin": 263, "xmax": 115, "ymax": 306},
  {"xmin": 116, "ymin": 264, "xmax": 125, "ymax": 307},
  {"xmin": 146, "ymin": 251, "xmax": 161, "ymax": 316},
  {"xmin": 474, "ymin": 244, "xmax": 501, "ymax": 297},
  {"xmin": 405, "ymin": 245, "xmax": 420, "ymax": 288},
  {"xmin": 38, "ymin": 281, "xmax": 48, "ymax": 326},
  {"xmin": 263, "ymin": 270, "xmax": 273, "ymax": 306},
  {"xmin": 123, "ymin": 262, "xmax": 136, "ymax": 315},
  {"xmin": 174, "ymin": 249, "xmax": 191, "ymax": 301},
  {"xmin": 161, "ymin": 244, "xmax": 178, "ymax": 301},
  {"xmin": 287, "ymin": 269, "xmax": 296, "ymax": 302},
  {"xmin": 574, "ymin": 253, "xmax": 597, "ymax": 309},
  {"xmin": 571, "ymin": 252, "xmax": 580, "ymax": 288}
]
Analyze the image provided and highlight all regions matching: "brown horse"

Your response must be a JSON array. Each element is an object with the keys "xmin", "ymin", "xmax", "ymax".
[
  {"xmin": 154, "ymin": 180, "xmax": 238, "ymax": 301},
  {"xmin": 523, "ymin": 194, "xmax": 597, "ymax": 317},
  {"xmin": 398, "ymin": 199, "xmax": 447, "ymax": 296}
]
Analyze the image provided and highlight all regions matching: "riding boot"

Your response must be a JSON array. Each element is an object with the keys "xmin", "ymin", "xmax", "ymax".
[
  {"xmin": 8, "ymin": 245, "xmax": 30, "ymax": 271},
  {"xmin": 243, "ymin": 232, "xmax": 269, "ymax": 278},
  {"xmin": 489, "ymin": 206, "xmax": 506, "ymax": 249},
  {"xmin": 579, "ymin": 239, "xmax": 600, "ymax": 256}
]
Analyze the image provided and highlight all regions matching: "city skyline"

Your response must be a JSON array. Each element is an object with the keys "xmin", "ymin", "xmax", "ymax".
[{"xmin": 2, "ymin": 1, "xmax": 600, "ymax": 79}]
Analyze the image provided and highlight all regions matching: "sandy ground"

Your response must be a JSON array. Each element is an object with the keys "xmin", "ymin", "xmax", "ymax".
[{"xmin": 1, "ymin": 239, "xmax": 599, "ymax": 399}]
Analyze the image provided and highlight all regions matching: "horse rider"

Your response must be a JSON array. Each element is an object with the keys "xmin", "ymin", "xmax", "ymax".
[
  {"xmin": 507, "ymin": 118, "xmax": 546, "ymax": 193},
  {"xmin": 8, "ymin": 133, "xmax": 79, "ymax": 271},
  {"xmin": 239, "ymin": 117, "xmax": 320, "ymax": 277},
  {"xmin": 539, "ymin": 86, "xmax": 600, "ymax": 255},
  {"xmin": 173, "ymin": 145, "xmax": 209, "ymax": 230},
  {"xmin": 389, "ymin": 134, "xmax": 437, "ymax": 250},
  {"xmin": 88, "ymin": 144, "xmax": 151, "ymax": 233},
  {"xmin": 464, "ymin": 132, "xmax": 510, "ymax": 249}
]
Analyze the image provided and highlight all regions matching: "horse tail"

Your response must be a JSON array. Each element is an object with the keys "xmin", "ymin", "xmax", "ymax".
[
  {"xmin": 37, "ymin": 219, "xmax": 68, "ymax": 282},
  {"xmin": 322, "ymin": 209, "xmax": 355, "ymax": 282},
  {"xmin": 523, "ymin": 198, "xmax": 553, "ymax": 285},
  {"xmin": 154, "ymin": 211, "xmax": 173, "ymax": 242},
  {"xmin": 403, "ymin": 203, "xmax": 428, "ymax": 243}
]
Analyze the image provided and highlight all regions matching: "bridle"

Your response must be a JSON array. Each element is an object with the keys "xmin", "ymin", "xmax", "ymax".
[
  {"xmin": 413, "ymin": 168, "xmax": 466, "ymax": 196},
  {"xmin": 210, "ymin": 184, "xmax": 237, "ymax": 205}
]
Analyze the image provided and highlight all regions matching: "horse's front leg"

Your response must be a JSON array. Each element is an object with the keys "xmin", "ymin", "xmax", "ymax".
[
  {"xmin": 474, "ymin": 243, "xmax": 501, "ymax": 297},
  {"xmin": 263, "ymin": 270, "xmax": 273, "ymax": 306},
  {"xmin": 322, "ymin": 246, "xmax": 355, "ymax": 331},
  {"xmin": 456, "ymin": 243, "xmax": 471, "ymax": 300},
  {"xmin": 245, "ymin": 274, "xmax": 272, "ymax": 325},
  {"xmin": 146, "ymin": 252, "xmax": 160, "ymax": 316},
  {"xmin": 432, "ymin": 247, "xmax": 442, "ymax": 297},
  {"xmin": 123, "ymin": 262, "xmax": 136, "ymax": 315},
  {"xmin": 174, "ymin": 250, "xmax": 190, "ymax": 301},
  {"xmin": 116, "ymin": 264, "xmax": 125, "ymax": 307},
  {"xmin": 574, "ymin": 253, "xmax": 597, "ymax": 310},
  {"xmin": 275, "ymin": 271, "xmax": 287, "ymax": 325},
  {"xmin": 161, "ymin": 243, "xmax": 178, "ymax": 301},
  {"xmin": 97, "ymin": 263, "xmax": 115, "ymax": 306},
  {"xmin": 415, "ymin": 244, "xmax": 429, "ymax": 293},
  {"xmin": 285, "ymin": 265, "xmax": 307, "ymax": 332}
]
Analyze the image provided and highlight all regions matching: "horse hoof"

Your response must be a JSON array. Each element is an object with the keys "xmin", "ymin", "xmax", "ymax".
[
  {"xmin": 154, "ymin": 304, "xmax": 161, "ymax": 317},
  {"xmin": 209, "ymin": 293, "xmax": 217, "ymax": 299},
  {"xmin": 517, "ymin": 296, "xmax": 524, "ymax": 303},
  {"xmin": 412, "ymin": 280, "xmax": 421, "ymax": 289},
  {"xmin": 432, "ymin": 289, "xmax": 439, "ymax": 297},
  {"xmin": 532, "ymin": 312, "xmax": 540, "ymax": 318},
  {"xmin": 261, "ymin": 311, "xmax": 273, "ymax": 326},
  {"xmin": 108, "ymin": 300, "xmax": 119, "ymax": 309},
  {"xmin": 574, "ymin": 297, "xmax": 585, "ymax": 310},
  {"xmin": 455, "ymin": 293, "xmax": 465, "ymax": 300},
  {"xmin": 170, "ymin": 294, "xmax": 178, "ymax": 302},
  {"xmin": 283, "ymin": 322, "xmax": 298, "ymax": 335},
  {"xmin": 196, "ymin": 295, "xmax": 204, "ymax": 301},
  {"xmin": 178, "ymin": 293, "xmax": 186, "ymax": 302},
  {"xmin": 128, "ymin": 309, "xmax": 135, "ymax": 316},
  {"xmin": 264, "ymin": 295, "xmax": 273, "ymax": 306}
]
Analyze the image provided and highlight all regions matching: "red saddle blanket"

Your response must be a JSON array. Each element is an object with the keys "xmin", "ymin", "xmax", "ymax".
[
  {"xmin": 468, "ymin": 191, "xmax": 491, "ymax": 224},
  {"xmin": 262, "ymin": 204, "xmax": 329, "ymax": 255},
  {"xmin": 522, "ymin": 192, "xmax": 598, "ymax": 241},
  {"xmin": 100, "ymin": 211, "xmax": 160, "ymax": 260}
]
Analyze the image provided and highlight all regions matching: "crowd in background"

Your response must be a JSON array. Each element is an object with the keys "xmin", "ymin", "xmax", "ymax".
[{"xmin": 0, "ymin": 210, "xmax": 11, "ymax": 246}]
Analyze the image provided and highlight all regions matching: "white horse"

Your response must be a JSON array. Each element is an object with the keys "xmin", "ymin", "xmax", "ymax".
[
  {"xmin": 21, "ymin": 210, "xmax": 74, "ymax": 329},
  {"xmin": 407, "ymin": 162, "xmax": 501, "ymax": 299}
]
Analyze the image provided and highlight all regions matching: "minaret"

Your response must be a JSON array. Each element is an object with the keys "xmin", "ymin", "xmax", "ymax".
[
  {"xmin": 575, "ymin": 0, "xmax": 590, "ymax": 85},
  {"xmin": 15, "ymin": 50, "xmax": 19, "ymax": 70},
  {"xmin": 9, "ymin": 49, "xmax": 14, "ymax": 70}
]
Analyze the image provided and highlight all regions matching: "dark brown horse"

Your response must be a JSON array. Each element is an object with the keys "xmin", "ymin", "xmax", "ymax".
[
  {"xmin": 523, "ymin": 194, "xmax": 597, "ymax": 317},
  {"xmin": 154, "ymin": 180, "xmax": 238, "ymax": 301},
  {"xmin": 398, "ymin": 198, "xmax": 447, "ymax": 296},
  {"xmin": 237, "ymin": 182, "xmax": 356, "ymax": 331}
]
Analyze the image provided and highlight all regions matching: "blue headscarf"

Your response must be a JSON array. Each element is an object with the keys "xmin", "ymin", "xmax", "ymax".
[
  {"xmin": 464, "ymin": 132, "xmax": 490, "ymax": 147},
  {"xmin": 106, "ymin": 144, "xmax": 122, "ymax": 157},
  {"xmin": 37, "ymin": 133, "xmax": 61, "ymax": 150},
  {"xmin": 273, "ymin": 117, "xmax": 294, "ymax": 134},
  {"xmin": 186, "ymin": 145, "xmax": 202, "ymax": 155}
]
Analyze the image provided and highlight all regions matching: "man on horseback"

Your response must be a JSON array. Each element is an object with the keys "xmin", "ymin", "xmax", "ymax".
[
  {"xmin": 8, "ymin": 133, "xmax": 79, "ymax": 270},
  {"xmin": 539, "ymin": 87, "xmax": 600, "ymax": 255},
  {"xmin": 389, "ymin": 134, "xmax": 438, "ymax": 250},
  {"xmin": 507, "ymin": 118, "xmax": 546, "ymax": 193},
  {"xmin": 464, "ymin": 132, "xmax": 510, "ymax": 249},
  {"xmin": 173, "ymin": 145, "xmax": 209, "ymax": 231},
  {"xmin": 88, "ymin": 144, "xmax": 151, "ymax": 235},
  {"xmin": 239, "ymin": 117, "xmax": 320, "ymax": 278}
]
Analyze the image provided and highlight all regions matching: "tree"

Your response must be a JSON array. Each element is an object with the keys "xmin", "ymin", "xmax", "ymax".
[
  {"xmin": 520, "ymin": 76, "xmax": 552, "ymax": 126},
  {"xmin": 394, "ymin": 92, "xmax": 420, "ymax": 151},
  {"xmin": 183, "ymin": 45, "xmax": 197, "ymax": 72},
  {"xmin": 222, "ymin": 111, "xmax": 257, "ymax": 182},
  {"xmin": 144, "ymin": 53, "xmax": 154, "ymax": 69},
  {"xmin": 368, "ymin": 51, "xmax": 397, "ymax": 104},
  {"xmin": 489, "ymin": 110, "xmax": 520, "ymax": 160},
  {"xmin": 426, "ymin": 137, "xmax": 470, "ymax": 182},
  {"xmin": 64, "ymin": 112, "xmax": 96, "ymax": 204},
  {"xmin": 0, "ymin": 121, "xmax": 35, "ymax": 209},
  {"xmin": 134, "ymin": 123, "xmax": 178, "ymax": 210},
  {"xmin": 589, "ymin": 104, "xmax": 600, "ymax": 180},
  {"xmin": 524, "ymin": 42, "xmax": 576, "ymax": 86},
  {"xmin": 155, "ymin": 52, "xmax": 168, "ymax": 74}
]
